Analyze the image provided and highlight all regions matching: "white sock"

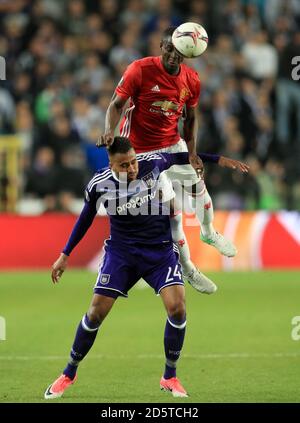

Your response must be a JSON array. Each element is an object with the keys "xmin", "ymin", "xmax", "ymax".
[
  {"xmin": 170, "ymin": 213, "xmax": 195, "ymax": 275},
  {"xmin": 191, "ymin": 189, "xmax": 215, "ymax": 238}
]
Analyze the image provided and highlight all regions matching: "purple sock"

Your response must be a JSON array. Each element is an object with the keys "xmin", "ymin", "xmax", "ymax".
[
  {"xmin": 163, "ymin": 315, "xmax": 186, "ymax": 379},
  {"xmin": 63, "ymin": 314, "xmax": 100, "ymax": 380}
]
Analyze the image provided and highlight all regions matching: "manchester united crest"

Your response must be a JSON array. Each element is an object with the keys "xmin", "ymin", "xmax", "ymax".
[{"xmin": 180, "ymin": 87, "xmax": 190, "ymax": 101}]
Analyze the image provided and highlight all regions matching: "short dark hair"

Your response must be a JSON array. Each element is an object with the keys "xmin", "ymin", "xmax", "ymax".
[
  {"xmin": 108, "ymin": 136, "xmax": 134, "ymax": 156},
  {"xmin": 161, "ymin": 26, "xmax": 176, "ymax": 42}
]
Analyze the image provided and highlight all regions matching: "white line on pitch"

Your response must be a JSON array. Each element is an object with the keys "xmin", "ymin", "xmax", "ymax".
[{"xmin": 0, "ymin": 352, "xmax": 300, "ymax": 360}]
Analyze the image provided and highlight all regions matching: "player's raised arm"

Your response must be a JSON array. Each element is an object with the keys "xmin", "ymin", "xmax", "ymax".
[
  {"xmin": 97, "ymin": 93, "xmax": 127, "ymax": 148},
  {"xmin": 97, "ymin": 60, "xmax": 142, "ymax": 148},
  {"xmin": 157, "ymin": 152, "xmax": 249, "ymax": 173}
]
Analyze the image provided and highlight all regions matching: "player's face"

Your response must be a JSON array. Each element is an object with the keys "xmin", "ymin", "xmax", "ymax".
[
  {"xmin": 160, "ymin": 36, "xmax": 184, "ymax": 75},
  {"xmin": 110, "ymin": 149, "xmax": 139, "ymax": 182}
]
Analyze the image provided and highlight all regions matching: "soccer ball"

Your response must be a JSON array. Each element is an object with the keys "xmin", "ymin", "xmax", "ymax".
[{"xmin": 172, "ymin": 22, "xmax": 208, "ymax": 58}]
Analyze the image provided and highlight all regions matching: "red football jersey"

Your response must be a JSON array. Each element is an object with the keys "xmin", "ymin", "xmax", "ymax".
[{"xmin": 115, "ymin": 56, "xmax": 200, "ymax": 153}]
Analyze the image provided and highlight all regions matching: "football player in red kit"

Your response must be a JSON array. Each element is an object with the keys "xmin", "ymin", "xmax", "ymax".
[{"xmin": 98, "ymin": 26, "xmax": 238, "ymax": 293}]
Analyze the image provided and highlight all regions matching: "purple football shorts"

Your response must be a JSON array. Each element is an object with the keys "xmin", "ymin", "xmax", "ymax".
[{"xmin": 94, "ymin": 241, "xmax": 184, "ymax": 298}]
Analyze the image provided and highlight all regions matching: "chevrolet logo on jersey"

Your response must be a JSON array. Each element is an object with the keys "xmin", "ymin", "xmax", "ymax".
[{"xmin": 151, "ymin": 100, "xmax": 179, "ymax": 111}]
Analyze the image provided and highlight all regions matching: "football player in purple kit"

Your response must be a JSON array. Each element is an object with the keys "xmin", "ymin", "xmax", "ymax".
[{"xmin": 44, "ymin": 137, "xmax": 249, "ymax": 399}]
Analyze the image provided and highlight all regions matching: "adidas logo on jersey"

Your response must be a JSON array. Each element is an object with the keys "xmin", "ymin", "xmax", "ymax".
[{"xmin": 151, "ymin": 85, "xmax": 160, "ymax": 92}]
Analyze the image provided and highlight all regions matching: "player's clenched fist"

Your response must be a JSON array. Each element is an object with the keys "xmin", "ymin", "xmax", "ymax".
[
  {"xmin": 96, "ymin": 132, "xmax": 114, "ymax": 148},
  {"xmin": 189, "ymin": 153, "xmax": 204, "ymax": 179}
]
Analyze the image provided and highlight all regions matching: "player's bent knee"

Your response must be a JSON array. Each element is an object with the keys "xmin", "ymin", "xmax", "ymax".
[
  {"xmin": 87, "ymin": 308, "xmax": 103, "ymax": 326},
  {"xmin": 87, "ymin": 305, "xmax": 112, "ymax": 325},
  {"xmin": 87, "ymin": 294, "xmax": 115, "ymax": 324},
  {"xmin": 167, "ymin": 301, "xmax": 186, "ymax": 321}
]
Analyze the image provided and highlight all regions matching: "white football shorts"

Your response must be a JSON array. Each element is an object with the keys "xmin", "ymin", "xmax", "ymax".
[{"xmin": 151, "ymin": 139, "xmax": 205, "ymax": 202}]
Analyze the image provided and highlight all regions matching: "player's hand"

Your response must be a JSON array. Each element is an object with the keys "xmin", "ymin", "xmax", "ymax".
[
  {"xmin": 51, "ymin": 253, "xmax": 68, "ymax": 284},
  {"xmin": 96, "ymin": 132, "xmax": 114, "ymax": 148},
  {"xmin": 189, "ymin": 153, "xmax": 204, "ymax": 179},
  {"xmin": 218, "ymin": 156, "xmax": 250, "ymax": 173}
]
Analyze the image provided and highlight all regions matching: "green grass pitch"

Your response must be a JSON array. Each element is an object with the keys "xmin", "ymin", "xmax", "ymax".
[{"xmin": 1, "ymin": 270, "xmax": 300, "ymax": 403}]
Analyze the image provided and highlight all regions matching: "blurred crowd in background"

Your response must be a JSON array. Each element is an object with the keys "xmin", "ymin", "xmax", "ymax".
[{"xmin": 0, "ymin": 0, "xmax": 300, "ymax": 213}]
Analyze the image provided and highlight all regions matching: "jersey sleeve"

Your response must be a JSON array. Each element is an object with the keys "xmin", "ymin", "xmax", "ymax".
[
  {"xmin": 115, "ymin": 60, "xmax": 142, "ymax": 100},
  {"xmin": 155, "ymin": 152, "xmax": 220, "ymax": 172},
  {"xmin": 186, "ymin": 73, "xmax": 201, "ymax": 108},
  {"xmin": 62, "ymin": 181, "xmax": 99, "ymax": 256}
]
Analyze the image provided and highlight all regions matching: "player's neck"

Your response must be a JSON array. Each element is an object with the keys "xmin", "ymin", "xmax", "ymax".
[
  {"xmin": 166, "ymin": 66, "xmax": 180, "ymax": 75},
  {"xmin": 160, "ymin": 56, "xmax": 180, "ymax": 76}
]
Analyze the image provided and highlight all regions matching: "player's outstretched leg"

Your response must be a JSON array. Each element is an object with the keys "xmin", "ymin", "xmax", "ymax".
[
  {"xmin": 160, "ymin": 285, "xmax": 188, "ymax": 397},
  {"xmin": 170, "ymin": 213, "xmax": 217, "ymax": 294},
  {"xmin": 44, "ymin": 294, "xmax": 115, "ymax": 399},
  {"xmin": 192, "ymin": 188, "xmax": 237, "ymax": 258},
  {"xmin": 44, "ymin": 313, "xmax": 99, "ymax": 399}
]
